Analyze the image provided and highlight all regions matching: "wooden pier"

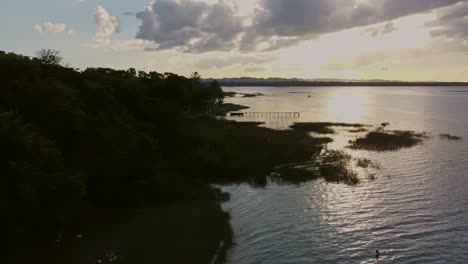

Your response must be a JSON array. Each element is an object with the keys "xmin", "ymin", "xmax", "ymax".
[{"xmin": 229, "ymin": 112, "xmax": 300, "ymax": 118}]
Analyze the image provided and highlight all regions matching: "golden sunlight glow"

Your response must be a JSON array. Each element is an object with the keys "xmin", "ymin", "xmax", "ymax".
[
  {"xmin": 269, "ymin": 14, "xmax": 436, "ymax": 80},
  {"xmin": 326, "ymin": 89, "xmax": 369, "ymax": 122}
]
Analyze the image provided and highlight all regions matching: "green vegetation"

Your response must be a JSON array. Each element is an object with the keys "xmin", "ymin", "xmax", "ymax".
[
  {"xmin": 355, "ymin": 158, "xmax": 381, "ymax": 169},
  {"xmin": 0, "ymin": 50, "xmax": 338, "ymax": 262},
  {"xmin": 439, "ymin": 133, "xmax": 462, "ymax": 141},
  {"xmin": 270, "ymin": 149, "xmax": 360, "ymax": 185},
  {"xmin": 6, "ymin": 201, "xmax": 231, "ymax": 264},
  {"xmin": 223, "ymin": 91, "xmax": 237, "ymax": 97},
  {"xmin": 380, "ymin": 122, "xmax": 390, "ymax": 128},
  {"xmin": 349, "ymin": 128, "xmax": 369, "ymax": 133},
  {"xmin": 319, "ymin": 150, "xmax": 360, "ymax": 185},
  {"xmin": 349, "ymin": 130, "xmax": 428, "ymax": 151},
  {"xmin": 291, "ymin": 122, "xmax": 366, "ymax": 134},
  {"xmin": 212, "ymin": 103, "xmax": 249, "ymax": 116},
  {"xmin": 222, "ymin": 91, "xmax": 264, "ymax": 98}
]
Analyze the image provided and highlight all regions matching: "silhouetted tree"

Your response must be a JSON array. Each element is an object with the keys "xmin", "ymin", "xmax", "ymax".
[
  {"xmin": 191, "ymin": 72, "xmax": 201, "ymax": 80},
  {"xmin": 34, "ymin": 49, "xmax": 63, "ymax": 65}
]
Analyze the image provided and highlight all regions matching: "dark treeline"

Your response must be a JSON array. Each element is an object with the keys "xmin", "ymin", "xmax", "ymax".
[
  {"xmin": 0, "ymin": 50, "xmax": 226, "ymax": 243},
  {"xmin": 0, "ymin": 50, "xmax": 326, "ymax": 257}
]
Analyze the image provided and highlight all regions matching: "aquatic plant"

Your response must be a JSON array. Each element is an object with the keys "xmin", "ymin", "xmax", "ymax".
[
  {"xmin": 349, "ymin": 128, "xmax": 368, "ymax": 133},
  {"xmin": 212, "ymin": 103, "xmax": 250, "ymax": 116},
  {"xmin": 291, "ymin": 122, "xmax": 366, "ymax": 134},
  {"xmin": 439, "ymin": 133, "xmax": 462, "ymax": 141},
  {"xmin": 355, "ymin": 158, "xmax": 381, "ymax": 169},
  {"xmin": 349, "ymin": 130, "xmax": 427, "ymax": 151},
  {"xmin": 318, "ymin": 150, "xmax": 360, "ymax": 185}
]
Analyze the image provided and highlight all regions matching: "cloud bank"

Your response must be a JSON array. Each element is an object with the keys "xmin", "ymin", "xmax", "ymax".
[{"xmin": 134, "ymin": 0, "xmax": 466, "ymax": 53}]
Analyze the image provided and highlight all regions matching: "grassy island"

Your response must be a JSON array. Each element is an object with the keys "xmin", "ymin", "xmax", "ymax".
[
  {"xmin": 291, "ymin": 122, "xmax": 367, "ymax": 134},
  {"xmin": 349, "ymin": 130, "xmax": 428, "ymax": 151}
]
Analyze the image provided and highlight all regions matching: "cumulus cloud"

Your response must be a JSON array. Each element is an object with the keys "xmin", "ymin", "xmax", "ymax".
[
  {"xmin": 93, "ymin": 5, "xmax": 121, "ymax": 44},
  {"xmin": 242, "ymin": 0, "xmax": 461, "ymax": 50},
  {"xmin": 34, "ymin": 22, "xmax": 67, "ymax": 33},
  {"xmin": 136, "ymin": 0, "xmax": 244, "ymax": 52},
  {"xmin": 134, "ymin": 0, "xmax": 464, "ymax": 53},
  {"xmin": 426, "ymin": 1, "xmax": 468, "ymax": 52}
]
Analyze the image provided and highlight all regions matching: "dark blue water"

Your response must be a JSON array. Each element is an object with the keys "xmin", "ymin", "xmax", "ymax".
[{"xmin": 221, "ymin": 86, "xmax": 468, "ymax": 263}]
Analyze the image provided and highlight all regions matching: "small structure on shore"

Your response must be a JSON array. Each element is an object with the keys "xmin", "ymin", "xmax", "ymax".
[{"xmin": 230, "ymin": 112, "xmax": 300, "ymax": 118}]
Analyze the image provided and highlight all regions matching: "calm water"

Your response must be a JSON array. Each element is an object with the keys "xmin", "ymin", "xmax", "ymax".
[{"xmin": 220, "ymin": 86, "xmax": 468, "ymax": 264}]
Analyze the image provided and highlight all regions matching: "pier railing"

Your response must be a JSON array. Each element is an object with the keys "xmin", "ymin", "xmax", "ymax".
[{"xmin": 229, "ymin": 112, "xmax": 300, "ymax": 118}]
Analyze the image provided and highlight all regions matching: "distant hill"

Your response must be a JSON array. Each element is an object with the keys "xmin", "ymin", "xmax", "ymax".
[{"xmin": 202, "ymin": 77, "xmax": 468, "ymax": 87}]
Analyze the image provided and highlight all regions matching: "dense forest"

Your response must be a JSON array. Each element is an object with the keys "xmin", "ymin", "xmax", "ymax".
[{"xmin": 0, "ymin": 50, "xmax": 327, "ymax": 262}]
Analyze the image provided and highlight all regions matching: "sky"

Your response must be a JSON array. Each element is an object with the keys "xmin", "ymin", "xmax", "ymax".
[{"xmin": 1, "ymin": 0, "xmax": 468, "ymax": 81}]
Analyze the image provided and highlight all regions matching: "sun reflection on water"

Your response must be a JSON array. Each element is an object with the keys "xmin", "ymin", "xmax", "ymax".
[{"xmin": 326, "ymin": 89, "xmax": 370, "ymax": 123}]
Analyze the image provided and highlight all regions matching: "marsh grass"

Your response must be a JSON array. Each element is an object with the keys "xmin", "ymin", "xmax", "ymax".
[
  {"xmin": 355, "ymin": 158, "xmax": 381, "ymax": 169},
  {"xmin": 291, "ymin": 122, "xmax": 366, "ymax": 134},
  {"xmin": 270, "ymin": 167, "xmax": 319, "ymax": 185},
  {"xmin": 318, "ymin": 150, "xmax": 360, "ymax": 185},
  {"xmin": 213, "ymin": 103, "xmax": 250, "ymax": 116},
  {"xmin": 223, "ymin": 91, "xmax": 237, "ymax": 97},
  {"xmin": 241, "ymin": 92, "xmax": 264, "ymax": 98},
  {"xmin": 349, "ymin": 128, "xmax": 369, "ymax": 133},
  {"xmin": 222, "ymin": 92, "xmax": 264, "ymax": 98},
  {"xmin": 439, "ymin": 133, "xmax": 462, "ymax": 141},
  {"xmin": 268, "ymin": 150, "xmax": 366, "ymax": 185},
  {"xmin": 349, "ymin": 130, "xmax": 428, "ymax": 151}
]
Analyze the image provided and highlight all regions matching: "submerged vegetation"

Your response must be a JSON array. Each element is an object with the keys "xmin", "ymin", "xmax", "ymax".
[
  {"xmin": 291, "ymin": 122, "xmax": 366, "ymax": 134},
  {"xmin": 355, "ymin": 158, "xmax": 381, "ymax": 169},
  {"xmin": 222, "ymin": 91, "xmax": 264, "ymax": 98},
  {"xmin": 212, "ymin": 103, "xmax": 249, "ymax": 116},
  {"xmin": 270, "ymin": 150, "xmax": 361, "ymax": 185},
  {"xmin": 319, "ymin": 150, "xmax": 360, "ymax": 185},
  {"xmin": 349, "ymin": 128, "xmax": 369, "ymax": 133},
  {"xmin": 439, "ymin": 133, "xmax": 462, "ymax": 141},
  {"xmin": 349, "ymin": 130, "xmax": 428, "ymax": 151}
]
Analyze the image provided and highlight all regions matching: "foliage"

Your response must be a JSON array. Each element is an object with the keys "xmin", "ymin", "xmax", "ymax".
[
  {"xmin": 291, "ymin": 122, "xmax": 366, "ymax": 134},
  {"xmin": 35, "ymin": 49, "xmax": 63, "ymax": 66},
  {"xmin": 349, "ymin": 130, "xmax": 428, "ymax": 151},
  {"xmin": 319, "ymin": 150, "xmax": 359, "ymax": 185},
  {"xmin": 439, "ymin": 133, "xmax": 462, "ymax": 141},
  {"xmin": 0, "ymin": 50, "xmax": 226, "ymax": 242},
  {"xmin": 0, "ymin": 50, "xmax": 329, "ymax": 247}
]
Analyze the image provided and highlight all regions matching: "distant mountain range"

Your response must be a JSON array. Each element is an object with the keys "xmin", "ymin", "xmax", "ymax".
[{"xmin": 202, "ymin": 77, "xmax": 468, "ymax": 87}]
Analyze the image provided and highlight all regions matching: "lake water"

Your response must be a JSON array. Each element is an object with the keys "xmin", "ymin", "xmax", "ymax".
[{"xmin": 220, "ymin": 86, "xmax": 468, "ymax": 264}]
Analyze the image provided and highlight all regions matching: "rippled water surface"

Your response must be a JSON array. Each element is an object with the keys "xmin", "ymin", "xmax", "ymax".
[{"xmin": 221, "ymin": 86, "xmax": 468, "ymax": 264}]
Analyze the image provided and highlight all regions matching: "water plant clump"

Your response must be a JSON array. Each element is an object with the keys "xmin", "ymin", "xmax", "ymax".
[
  {"xmin": 270, "ymin": 166, "xmax": 319, "ymax": 185},
  {"xmin": 349, "ymin": 128, "xmax": 368, "ymax": 133},
  {"xmin": 291, "ymin": 122, "xmax": 366, "ymax": 134},
  {"xmin": 318, "ymin": 150, "xmax": 360, "ymax": 185},
  {"xmin": 349, "ymin": 130, "xmax": 428, "ymax": 151},
  {"xmin": 213, "ymin": 103, "xmax": 250, "ymax": 116},
  {"xmin": 355, "ymin": 158, "xmax": 381, "ymax": 169},
  {"xmin": 439, "ymin": 133, "xmax": 462, "ymax": 141}
]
